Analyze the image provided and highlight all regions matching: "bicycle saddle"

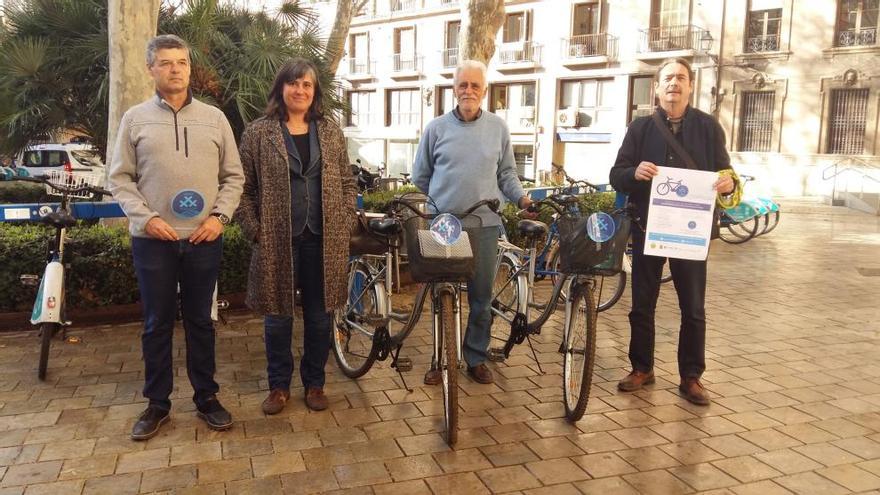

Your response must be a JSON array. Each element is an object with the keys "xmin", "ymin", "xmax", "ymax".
[
  {"xmin": 517, "ymin": 219, "xmax": 548, "ymax": 238},
  {"xmin": 41, "ymin": 210, "xmax": 77, "ymax": 229},
  {"xmin": 368, "ymin": 217, "xmax": 402, "ymax": 236}
]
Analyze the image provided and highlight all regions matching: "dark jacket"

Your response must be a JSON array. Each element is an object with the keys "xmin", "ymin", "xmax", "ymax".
[
  {"xmin": 609, "ymin": 106, "xmax": 732, "ymax": 228},
  {"xmin": 235, "ymin": 117, "xmax": 358, "ymax": 315}
]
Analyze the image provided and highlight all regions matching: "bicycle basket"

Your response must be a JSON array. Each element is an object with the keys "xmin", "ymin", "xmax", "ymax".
[
  {"xmin": 402, "ymin": 212, "xmax": 482, "ymax": 283},
  {"xmin": 557, "ymin": 212, "xmax": 630, "ymax": 276},
  {"xmin": 45, "ymin": 170, "xmax": 103, "ymax": 199}
]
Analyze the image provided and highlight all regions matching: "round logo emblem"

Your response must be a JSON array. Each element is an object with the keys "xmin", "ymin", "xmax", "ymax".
[
  {"xmin": 586, "ymin": 212, "xmax": 616, "ymax": 243},
  {"xmin": 430, "ymin": 213, "xmax": 462, "ymax": 246},
  {"xmin": 171, "ymin": 190, "xmax": 205, "ymax": 218},
  {"xmin": 676, "ymin": 185, "xmax": 690, "ymax": 197},
  {"xmin": 688, "ymin": 221, "xmax": 697, "ymax": 230}
]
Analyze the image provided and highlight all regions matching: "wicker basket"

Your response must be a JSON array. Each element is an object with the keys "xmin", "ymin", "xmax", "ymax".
[{"xmin": 45, "ymin": 170, "xmax": 102, "ymax": 199}]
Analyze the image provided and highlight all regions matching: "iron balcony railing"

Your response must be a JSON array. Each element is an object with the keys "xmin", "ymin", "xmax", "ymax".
[
  {"xmin": 498, "ymin": 40, "xmax": 543, "ymax": 64},
  {"xmin": 390, "ymin": 0, "xmax": 420, "ymax": 12},
  {"xmin": 348, "ymin": 58, "xmax": 375, "ymax": 75},
  {"xmin": 837, "ymin": 27, "xmax": 877, "ymax": 47},
  {"xmin": 638, "ymin": 24, "xmax": 704, "ymax": 52},
  {"xmin": 441, "ymin": 47, "xmax": 459, "ymax": 68},
  {"xmin": 391, "ymin": 54, "xmax": 423, "ymax": 72},
  {"xmin": 745, "ymin": 34, "xmax": 780, "ymax": 53},
  {"xmin": 561, "ymin": 33, "xmax": 618, "ymax": 58}
]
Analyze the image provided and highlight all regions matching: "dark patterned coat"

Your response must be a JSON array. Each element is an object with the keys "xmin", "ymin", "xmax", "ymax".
[{"xmin": 235, "ymin": 117, "xmax": 357, "ymax": 315}]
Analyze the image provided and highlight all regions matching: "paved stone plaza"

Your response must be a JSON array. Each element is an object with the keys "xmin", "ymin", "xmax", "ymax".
[{"xmin": 1, "ymin": 202, "xmax": 879, "ymax": 494}]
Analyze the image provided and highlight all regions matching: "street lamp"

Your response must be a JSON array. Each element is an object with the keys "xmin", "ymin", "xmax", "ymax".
[
  {"xmin": 699, "ymin": 30, "xmax": 714, "ymax": 53},
  {"xmin": 699, "ymin": 30, "xmax": 723, "ymax": 116}
]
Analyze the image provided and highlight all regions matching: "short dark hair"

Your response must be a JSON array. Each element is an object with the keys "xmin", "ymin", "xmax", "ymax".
[
  {"xmin": 655, "ymin": 58, "xmax": 694, "ymax": 82},
  {"xmin": 146, "ymin": 34, "xmax": 190, "ymax": 67},
  {"xmin": 264, "ymin": 58, "xmax": 324, "ymax": 122}
]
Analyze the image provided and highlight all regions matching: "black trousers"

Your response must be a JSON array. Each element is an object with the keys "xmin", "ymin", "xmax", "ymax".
[{"xmin": 628, "ymin": 232, "xmax": 707, "ymax": 379}]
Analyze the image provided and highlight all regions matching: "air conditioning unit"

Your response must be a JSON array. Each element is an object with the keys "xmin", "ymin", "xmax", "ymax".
[{"xmin": 556, "ymin": 108, "xmax": 578, "ymax": 128}]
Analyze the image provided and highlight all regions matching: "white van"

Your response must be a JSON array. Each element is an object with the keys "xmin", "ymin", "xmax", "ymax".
[{"xmin": 16, "ymin": 143, "xmax": 105, "ymax": 179}]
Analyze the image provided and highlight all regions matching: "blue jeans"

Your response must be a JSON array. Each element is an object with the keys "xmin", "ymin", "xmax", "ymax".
[
  {"xmin": 131, "ymin": 237, "xmax": 223, "ymax": 411},
  {"xmin": 462, "ymin": 226, "xmax": 501, "ymax": 368},
  {"xmin": 264, "ymin": 232, "xmax": 331, "ymax": 390}
]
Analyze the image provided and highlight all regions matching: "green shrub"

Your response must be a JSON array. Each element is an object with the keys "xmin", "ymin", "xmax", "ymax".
[
  {"xmin": 500, "ymin": 192, "xmax": 617, "ymax": 247},
  {"xmin": 360, "ymin": 185, "xmax": 421, "ymax": 213},
  {"xmin": 0, "ymin": 182, "xmax": 52, "ymax": 204},
  {"xmin": 0, "ymin": 222, "xmax": 252, "ymax": 313}
]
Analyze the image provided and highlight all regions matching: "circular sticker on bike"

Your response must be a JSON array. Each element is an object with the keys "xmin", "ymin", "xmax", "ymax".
[
  {"xmin": 586, "ymin": 212, "xmax": 616, "ymax": 243},
  {"xmin": 171, "ymin": 189, "xmax": 205, "ymax": 218},
  {"xmin": 430, "ymin": 213, "xmax": 462, "ymax": 246}
]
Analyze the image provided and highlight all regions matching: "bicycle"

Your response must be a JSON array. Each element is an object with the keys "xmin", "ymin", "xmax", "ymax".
[
  {"xmin": 5, "ymin": 170, "xmax": 109, "ymax": 380},
  {"xmin": 333, "ymin": 194, "xmax": 500, "ymax": 446},
  {"xmin": 718, "ymin": 174, "xmax": 780, "ymax": 244},
  {"xmin": 490, "ymin": 195, "xmax": 631, "ymax": 421},
  {"xmin": 655, "ymin": 176, "xmax": 689, "ymax": 197}
]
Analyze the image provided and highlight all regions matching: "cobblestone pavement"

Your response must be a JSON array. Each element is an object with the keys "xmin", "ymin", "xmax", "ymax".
[{"xmin": 1, "ymin": 205, "xmax": 879, "ymax": 494}]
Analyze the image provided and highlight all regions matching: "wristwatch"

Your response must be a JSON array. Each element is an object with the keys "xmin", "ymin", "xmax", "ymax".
[{"xmin": 211, "ymin": 212, "xmax": 230, "ymax": 225}]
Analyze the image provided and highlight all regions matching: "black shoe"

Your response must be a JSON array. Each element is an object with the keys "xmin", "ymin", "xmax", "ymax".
[
  {"xmin": 131, "ymin": 406, "xmax": 170, "ymax": 441},
  {"xmin": 196, "ymin": 397, "xmax": 233, "ymax": 431}
]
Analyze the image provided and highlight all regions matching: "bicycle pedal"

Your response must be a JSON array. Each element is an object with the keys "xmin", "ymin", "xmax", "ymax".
[
  {"xmin": 394, "ymin": 357, "xmax": 413, "ymax": 372},
  {"xmin": 488, "ymin": 348, "xmax": 507, "ymax": 363}
]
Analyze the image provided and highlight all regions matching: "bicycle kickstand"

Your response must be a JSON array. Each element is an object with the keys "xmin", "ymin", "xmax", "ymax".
[
  {"xmin": 390, "ymin": 344, "xmax": 414, "ymax": 393},
  {"xmin": 525, "ymin": 334, "xmax": 545, "ymax": 375}
]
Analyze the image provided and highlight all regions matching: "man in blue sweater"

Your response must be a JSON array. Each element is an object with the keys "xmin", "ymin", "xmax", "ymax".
[{"xmin": 413, "ymin": 60, "xmax": 532, "ymax": 385}]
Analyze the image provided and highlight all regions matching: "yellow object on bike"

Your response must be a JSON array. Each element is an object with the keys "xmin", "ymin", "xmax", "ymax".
[{"xmin": 716, "ymin": 169, "xmax": 743, "ymax": 209}]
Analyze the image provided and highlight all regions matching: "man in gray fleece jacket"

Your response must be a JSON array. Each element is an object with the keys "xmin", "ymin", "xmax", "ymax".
[
  {"xmin": 413, "ymin": 60, "xmax": 532, "ymax": 386},
  {"xmin": 108, "ymin": 35, "xmax": 244, "ymax": 440}
]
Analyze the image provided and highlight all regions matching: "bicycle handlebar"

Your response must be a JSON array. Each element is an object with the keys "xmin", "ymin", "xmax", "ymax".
[
  {"xmin": 6, "ymin": 174, "xmax": 111, "ymax": 197},
  {"xmin": 388, "ymin": 196, "xmax": 500, "ymax": 218}
]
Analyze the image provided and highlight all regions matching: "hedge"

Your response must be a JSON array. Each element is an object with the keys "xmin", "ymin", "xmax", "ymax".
[
  {"xmin": 0, "ymin": 189, "xmax": 613, "ymax": 313},
  {"xmin": 0, "ymin": 182, "xmax": 52, "ymax": 203}
]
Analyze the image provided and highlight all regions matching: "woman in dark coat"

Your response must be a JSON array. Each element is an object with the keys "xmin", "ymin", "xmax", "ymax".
[{"xmin": 235, "ymin": 58, "xmax": 357, "ymax": 413}]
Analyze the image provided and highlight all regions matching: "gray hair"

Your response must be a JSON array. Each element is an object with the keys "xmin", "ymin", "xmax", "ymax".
[
  {"xmin": 453, "ymin": 60, "xmax": 488, "ymax": 88},
  {"xmin": 146, "ymin": 34, "xmax": 190, "ymax": 67}
]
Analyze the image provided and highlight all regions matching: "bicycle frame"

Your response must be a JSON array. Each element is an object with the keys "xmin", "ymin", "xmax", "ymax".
[{"xmin": 30, "ymin": 201, "xmax": 70, "ymax": 326}]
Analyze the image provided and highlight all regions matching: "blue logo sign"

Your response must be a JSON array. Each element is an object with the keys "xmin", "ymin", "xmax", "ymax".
[
  {"xmin": 430, "ymin": 213, "xmax": 462, "ymax": 246},
  {"xmin": 586, "ymin": 212, "xmax": 616, "ymax": 242},
  {"xmin": 688, "ymin": 221, "xmax": 697, "ymax": 230},
  {"xmin": 171, "ymin": 190, "xmax": 205, "ymax": 218}
]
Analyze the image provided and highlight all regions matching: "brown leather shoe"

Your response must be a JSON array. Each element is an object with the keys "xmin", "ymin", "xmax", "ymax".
[
  {"xmin": 467, "ymin": 363, "xmax": 494, "ymax": 384},
  {"xmin": 305, "ymin": 387, "xmax": 329, "ymax": 411},
  {"xmin": 679, "ymin": 377, "xmax": 710, "ymax": 406},
  {"xmin": 423, "ymin": 367, "xmax": 441, "ymax": 386},
  {"xmin": 617, "ymin": 370, "xmax": 655, "ymax": 392},
  {"xmin": 261, "ymin": 389, "xmax": 290, "ymax": 415}
]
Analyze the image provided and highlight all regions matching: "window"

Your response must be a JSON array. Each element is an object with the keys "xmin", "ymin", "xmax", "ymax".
[
  {"xmin": 651, "ymin": 0, "xmax": 689, "ymax": 28},
  {"xmin": 560, "ymin": 78, "xmax": 615, "ymax": 128},
  {"xmin": 349, "ymin": 33, "xmax": 370, "ymax": 73},
  {"xmin": 835, "ymin": 0, "xmax": 879, "ymax": 47},
  {"xmin": 393, "ymin": 27, "xmax": 416, "ymax": 71},
  {"xmin": 572, "ymin": 2, "xmax": 600, "ymax": 36},
  {"xmin": 346, "ymin": 91, "xmax": 376, "ymax": 127},
  {"xmin": 738, "ymin": 91, "xmax": 775, "ymax": 152},
  {"xmin": 746, "ymin": 1, "xmax": 782, "ymax": 52},
  {"xmin": 503, "ymin": 12, "xmax": 531, "ymax": 43},
  {"xmin": 436, "ymin": 86, "xmax": 454, "ymax": 116},
  {"xmin": 444, "ymin": 21, "xmax": 460, "ymax": 67},
  {"xmin": 386, "ymin": 88, "xmax": 420, "ymax": 127},
  {"xmin": 828, "ymin": 88, "xmax": 869, "ymax": 154},
  {"xmin": 628, "ymin": 75, "xmax": 654, "ymax": 123},
  {"xmin": 490, "ymin": 82, "xmax": 536, "ymax": 131},
  {"xmin": 512, "ymin": 144, "xmax": 535, "ymax": 178}
]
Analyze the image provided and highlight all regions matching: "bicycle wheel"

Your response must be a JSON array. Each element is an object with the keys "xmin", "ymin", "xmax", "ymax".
[
  {"xmin": 660, "ymin": 261, "xmax": 673, "ymax": 284},
  {"xmin": 595, "ymin": 271, "xmax": 626, "ymax": 312},
  {"xmin": 490, "ymin": 255, "xmax": 520, "ymax": 352},
  {"xmin": 38, "ymin": 322, "xmax": 58, "ymax": 380},
  {"xmin": 333, "ymin": 259, "xmax": 381, "ymax": 378},
  {"xmin": 719, "ymin": 216, "xmax": 759, "ymax": 244},
  {"xmin": 549, "ymin": 250, "xmax": 569, "ymax": 306},
  {"xmin": 562, "ymin": 283, "xmax": 597, "ymax": 421},
  {"xmin": 761, "ymin": 210, "xmax": 780, "ymax": 235},
  {"xmin": 438, "ymin": 291, "xmax": 458, "ymax": 446}
]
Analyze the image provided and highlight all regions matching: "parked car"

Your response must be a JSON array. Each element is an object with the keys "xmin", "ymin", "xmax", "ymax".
[{"xmin": 16, "ymin": 143, "xmax": 105, "ymax": 180}]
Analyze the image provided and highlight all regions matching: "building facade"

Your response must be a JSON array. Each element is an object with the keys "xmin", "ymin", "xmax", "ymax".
[{"xmin": 327, "ymin": 0, "xmax": 879, "ymax": 197}]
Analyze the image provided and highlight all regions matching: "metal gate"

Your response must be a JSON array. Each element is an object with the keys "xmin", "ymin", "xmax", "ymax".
[
  {"xmin": 828, "ymin": 88, "xmax": 869, "ymax": 155},
  {"xmin": 738, "ymin": 91, "xmax": 775, "ymax": 152}
]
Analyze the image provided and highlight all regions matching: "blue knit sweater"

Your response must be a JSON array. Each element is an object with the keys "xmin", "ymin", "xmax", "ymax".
[{"xmin": 412, "ymin": 110, "xmax": 525, "ymax": 227}]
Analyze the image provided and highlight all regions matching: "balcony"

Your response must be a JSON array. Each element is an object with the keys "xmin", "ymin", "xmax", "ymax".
[
  {"xmin": 745, "ymin": 34, "xmax": 780, "ymax": 53},
  {"xmin": 497, "ymin": 41, "xmax": 542, "ymax": 71},
  {"xmin": 347, "ymin": 58, "xmax": 375, "ymax": 81},
  {"xmin": 390, "ymin": 54, "xmax": 423, "ymax": 78},
  {"xmin": 836, "ymin": 27, "xmax": 877, "ymax": 47},
  {"xmin": 494, "ymin": 107, "xmax": 536, "ymax": 133},
  {"xmin": 439, "ymin": 47, "xmax": 459, "ymax": 74},
  {"xmin": 560, "ymin": 33, "xmax": 618, "ymax": 66},
  {"xmin": 390, "ymin": 0, "xmax": 420, "ymax": 12},
  {"xmin": 637, "ymin": 24, "xmax": 704, "ymax": 59}
]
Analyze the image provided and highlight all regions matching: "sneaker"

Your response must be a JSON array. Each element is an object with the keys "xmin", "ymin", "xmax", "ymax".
[
  {"xmin": 467, "ymin": 363, "xmax": 494, "ymax": 384},
  {"xmin": 304, "ymin": 387, "xmax": 328, "ymax": 411},
  {"xmin": 261, "ymin": 389, "xmax": 290, "ymax": 415},
  {"xmin": 131, "ymin": 406, "xmax": 170, "ymax": 441},
  {"xmin": 196, "ymin": 396, "xmax": 233, "ymax": 430},
  {"xmin": 423, "ymin": 367, "xmax": 441, "ymax": 386}
]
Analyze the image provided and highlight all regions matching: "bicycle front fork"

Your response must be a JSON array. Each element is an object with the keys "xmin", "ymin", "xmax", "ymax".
[{"xmin": 430, "ymin": 284, "xmax": 463, "ymax": 371}]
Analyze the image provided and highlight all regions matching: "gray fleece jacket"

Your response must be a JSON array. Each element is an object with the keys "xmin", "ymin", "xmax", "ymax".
[{"xmin": 109, "ymin": 94, "xmax": 244, "ymax": 238}]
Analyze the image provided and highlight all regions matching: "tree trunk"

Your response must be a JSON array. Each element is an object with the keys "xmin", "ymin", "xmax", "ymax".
[
  {"xmin": 459, "ymin": 0, "xmax": 505, "ymax": 65},
  {"xmin": 106, "ymin": 0, "xmax": 160, "ymax": 169},
  {"xmin": 325, "ymin": 0, "xmax": 368, "ymax": 75}
]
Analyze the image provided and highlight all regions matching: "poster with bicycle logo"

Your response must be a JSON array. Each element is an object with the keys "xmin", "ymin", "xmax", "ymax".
[{"xmin": 644, "ymin": 166, "xmax": 717, "ymax": 261}]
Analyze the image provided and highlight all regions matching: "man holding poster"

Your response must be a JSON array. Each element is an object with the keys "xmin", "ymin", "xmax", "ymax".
[{"xmin": 609, "ymin": 58, "xmax": 736, "ymax": 406}]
